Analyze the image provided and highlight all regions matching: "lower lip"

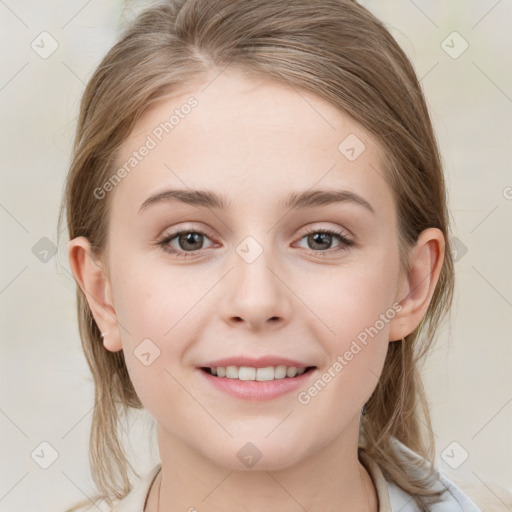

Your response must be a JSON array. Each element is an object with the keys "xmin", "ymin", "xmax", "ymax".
[{"xmin": 197, "ymin": 368, "xmax": 317, "ymax": 401}]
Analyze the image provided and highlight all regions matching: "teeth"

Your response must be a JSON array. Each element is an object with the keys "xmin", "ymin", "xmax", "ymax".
[{"xmin": 208, "ymin": 365, "xmax": 308, "ymax": 381}]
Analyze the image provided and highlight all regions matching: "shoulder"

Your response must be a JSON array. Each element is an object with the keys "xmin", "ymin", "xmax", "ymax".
[
  {"xmin": 447, "ymin": 476, "xmax": 512, "ymax": 512},
  {"xmin": 63, "ymin": 496, "xmax": 117, "ymax": 512},
  {"xmin": 62, "ymin": 499, "xmax": 109, "ymax": 512},
  {"xmin": 386, "ymin": 438, "xmax": 511, "ymax": 512},
  {"xmin": 63, "ymin": 464, "xmax": 161, "ymax": 512}
]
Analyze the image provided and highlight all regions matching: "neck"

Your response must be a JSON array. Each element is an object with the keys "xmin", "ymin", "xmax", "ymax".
[{"xmin": 146, "ymin": 418, "xmax": 378, "ymax": 512}]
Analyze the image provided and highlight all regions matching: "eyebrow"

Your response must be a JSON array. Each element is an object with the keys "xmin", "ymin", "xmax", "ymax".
[{"xmin": 138, "ymin": 188, "xmax": 375, "ymax": 214}]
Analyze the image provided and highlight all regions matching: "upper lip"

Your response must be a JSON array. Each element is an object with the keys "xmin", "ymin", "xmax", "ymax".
[{"xmin": 199, "ymin": 356, "xmax": 316, "ymax": 369}]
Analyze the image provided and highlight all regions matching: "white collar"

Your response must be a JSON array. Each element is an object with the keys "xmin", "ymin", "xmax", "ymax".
[{"xmin": 109, "ymin": 438, "xmax": 483, "ymax": 511}]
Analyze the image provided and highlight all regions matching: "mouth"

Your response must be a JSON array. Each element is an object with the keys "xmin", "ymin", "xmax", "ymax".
[
  {"xmin": 197, "ymin": 363, "xmax": 319, "ymax": 401},
  {"xmin": 199, "ymin": 365, "xmax": 317, "ymax": 381}
]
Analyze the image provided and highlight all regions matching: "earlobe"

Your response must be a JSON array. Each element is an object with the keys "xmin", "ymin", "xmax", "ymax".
[
  {"xmin": 67, "ymin": 236, "xmax": 123, "ymax": 352},
  {"xmin": 388, "ymin": 228, "xmax": 445, "ymax": 341}
]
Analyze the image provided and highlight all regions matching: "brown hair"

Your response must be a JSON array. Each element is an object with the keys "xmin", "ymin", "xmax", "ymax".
[{"xmin": 59, "ymin": 1, "xmax": 454, "ymax": 510}]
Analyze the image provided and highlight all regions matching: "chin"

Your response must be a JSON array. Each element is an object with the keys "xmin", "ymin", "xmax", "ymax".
[{"xmin": 202, "ymin": 439, "xmax": 308, "ymax": 472}]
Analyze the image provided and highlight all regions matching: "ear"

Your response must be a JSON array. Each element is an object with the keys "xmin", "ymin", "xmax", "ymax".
[
  {"xmin": 388, "ymin": 228, "xmax": 445, "ymax": 342},
  {"xmin": 67, "ymin": 236, "xmax": 123, "ymax": 352}
]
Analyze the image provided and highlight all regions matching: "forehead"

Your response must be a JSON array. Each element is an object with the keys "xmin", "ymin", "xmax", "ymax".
[{"xmin": 110, "ymin": 68, "xmax": 394, "ymax": 220}]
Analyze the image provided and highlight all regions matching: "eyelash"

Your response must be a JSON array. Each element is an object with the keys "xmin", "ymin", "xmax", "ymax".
[{"xmin": 157, "ymin": 227, "xmax": 355, "ymax": 259}]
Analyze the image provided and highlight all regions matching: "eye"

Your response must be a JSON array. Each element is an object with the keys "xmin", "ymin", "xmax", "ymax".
[
  {"xmin": 157, "ymin": 226, "xmax": 355, "ymax": 259},
  {"xmin": 157, "ymin": 228, "xmax": 215, "ymax": 258},
  {"xmin": 295, "ymin": 228, "xmax": 355, "ymax": 255}
]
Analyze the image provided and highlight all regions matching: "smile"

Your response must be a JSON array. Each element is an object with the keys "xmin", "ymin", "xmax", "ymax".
[
  {"xmin": 198, "ymin": 366, "xmax": 318, "ymax": 401},
  {"xmin": 201, "ymin": 365, "xmax": 316, "ymax": 381}
]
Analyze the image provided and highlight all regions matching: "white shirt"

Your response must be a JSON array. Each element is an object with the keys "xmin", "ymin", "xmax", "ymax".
[{"xmin": 73, "ymin": 438, "xmax": 493, "ymax": 511}]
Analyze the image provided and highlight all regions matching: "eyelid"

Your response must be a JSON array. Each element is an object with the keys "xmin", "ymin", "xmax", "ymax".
[
  {"xmin": 296, "ymin": 223, "xmax": 352, "ymax": 240},
  {"xmin": 159, "ymin": 223, "xmax": 213, "ymax": 239}
]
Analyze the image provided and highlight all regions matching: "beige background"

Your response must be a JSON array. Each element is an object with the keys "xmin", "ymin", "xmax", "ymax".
[{"xmin": 0, "ymin": 1, "xmax": 511, "ymax": 511}]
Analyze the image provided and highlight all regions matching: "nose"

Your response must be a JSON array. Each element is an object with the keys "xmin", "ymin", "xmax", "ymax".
[{"xmin": 218, "ymin": 241, "xmax": 292, "ymax": 331}]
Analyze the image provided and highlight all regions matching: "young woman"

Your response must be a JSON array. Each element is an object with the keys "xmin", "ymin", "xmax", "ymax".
[{"xmin": 60, "ymin": 1, "xmax": 507, "ymax": 510}]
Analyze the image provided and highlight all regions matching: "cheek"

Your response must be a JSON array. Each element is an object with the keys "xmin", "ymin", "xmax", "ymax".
[
  {"xmin": 294, "ymin": 250, "xmax": 398, "ymax": 396},
  {"xmin": 299, "ymin": 256, "xmax": 398, "ymax": 341},
  {"xmin": 111, "ymin": 255, "xmax": 199, "ymax": 335},
  {"xmin": 109, "ymin": 258, "xmax": 209, "ymax": 396},
  {"xmin": 294, "ymin": 265, "xmax": 395, "ymax": 422}
]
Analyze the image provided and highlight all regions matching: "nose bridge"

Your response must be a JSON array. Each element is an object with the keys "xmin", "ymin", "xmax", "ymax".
[{"xmin": 220, "ymin": 231, "xmax": 291, "ymax": 329}]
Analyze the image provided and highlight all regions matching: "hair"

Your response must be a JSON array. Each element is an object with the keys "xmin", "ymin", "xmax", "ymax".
[{"xmin": 59, "ymin": 0, "xmax": 455, "ymax": 510}]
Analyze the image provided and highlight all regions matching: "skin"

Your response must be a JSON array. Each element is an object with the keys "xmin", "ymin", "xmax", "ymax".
[{"xmin": 69, "ymin": 68, "xmax": 444, "ymax": 511}]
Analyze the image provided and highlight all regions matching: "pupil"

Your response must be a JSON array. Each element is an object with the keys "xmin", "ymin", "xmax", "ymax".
[
  {"xmin": 181, "ymin": 232, "xmax": 202, "ymax": 250},
  {"xmin": 310, "ymin": 233, "xmax": 331, "ymax": 250}
]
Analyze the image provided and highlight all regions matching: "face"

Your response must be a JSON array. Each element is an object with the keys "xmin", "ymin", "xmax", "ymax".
[{"xmin": 95, "ymin": 69, "xmax": 408, "ymax": 470}]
